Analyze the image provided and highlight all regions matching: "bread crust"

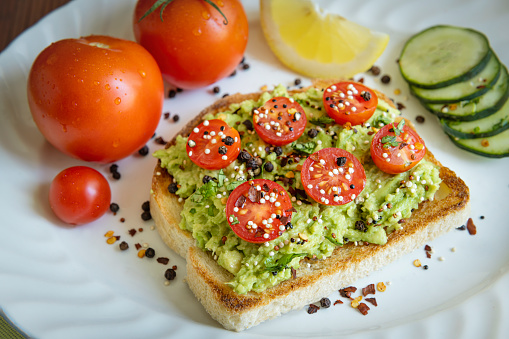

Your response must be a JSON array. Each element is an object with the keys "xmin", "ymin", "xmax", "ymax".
[{"xmin": 150, "ymin": 82, "xmax": 470, "ymax": 331}]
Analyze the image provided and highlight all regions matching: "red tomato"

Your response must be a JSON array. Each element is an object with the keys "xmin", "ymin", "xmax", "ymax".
[
  {"xmin": 27, "ymin": 35, "xmax": 164, "ymax": 163},
  {"xmin": 370, "ymin": 119, "xmax": 426, "ymax": 174},
  {"xmin": 49, "ymin": 166, "xmax": 111, "ymax": 225},
  {"xmin": 253, "ymin": 97, "xmax": 307, "ymax": 146},
  {"xmin": 225, "ymin": 179, "xmax": 293, "ymax": 243},
  {"xmin": 323, "ymin": 81, "xmax": 378, "ymax": 126},
  {"xmin": 301, "ymin": 148, "xmax": 366, "ymax": 205},
  {"xmin": 186, "ymin": 119, "xmax": 241, "ymax": 170},
  {"xmin": 133, "ymin": 0, "xmax": 248, "ymax": 89}
]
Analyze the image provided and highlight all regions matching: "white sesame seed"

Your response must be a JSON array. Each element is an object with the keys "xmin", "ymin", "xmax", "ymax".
[
  {"xmin": 275, "ymin": 202, "xmax": 281, "ymax": 207},
  {"xmin": 309, "ymin": 166, "xmax": 314, "ymax": 171},
  {"xmin": 203, "ymin": 120, "xmax": 209, "ymax": 126},
  {"xmin": 193, "ymin": 127, "xmax": 199, "ymax": 133},
  {"xmin": 382, "ymin": 153, "xmax": 388, "ymax": 158},
  {"xmin": 204, "ymin": 149, "xmax": 210, "ymax": 154},
  {"xmin": 216, "ymin": 194, "xmax": 222, "ymax": 199},
  {"xmin": 320, "ymin": 159, "xmax": 326, "ymax": 165},
  {"xmin": 188, "ymin": 151, "xmax": 193, "ymax": 157},
  {"xmin": 345, "ymin": 174, "xmax": 351, "ymax": 180},
  {"xmin": 222, "ymin": 155, "xmax": 227, "ymax": 160},
  {"xmin": 211, "ymin": 139, "xmax": 217, "ymax": 144},
  {"xmin": 260, "ymin": 198, "xmax": 266, "ymax": 204},
  {"xmin": 307, "ymin": 184, "xmax": 313, "ymax": 189},
  {"xmin": 320, "ymin": 189, "xmax": 325, "ymax": 194}
]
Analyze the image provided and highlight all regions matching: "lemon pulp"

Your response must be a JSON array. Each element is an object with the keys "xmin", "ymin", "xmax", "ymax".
[{"xmin": 260, "ymin": 0, "xmax": 389, "ymax": 78}]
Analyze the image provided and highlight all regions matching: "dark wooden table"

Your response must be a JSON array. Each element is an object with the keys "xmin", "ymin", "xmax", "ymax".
[{"xmin": 0, "ymin": 0, "xmax": 72, "ymax": 52}]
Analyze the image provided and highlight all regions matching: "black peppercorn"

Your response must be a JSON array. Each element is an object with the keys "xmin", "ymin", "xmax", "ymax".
[
  {"xmin": 112, "ymin": 172, "xmax": 121, "ymax": 180},
  {"xmin": 237, "ymin": 150, "xmax": 252, "ymax": 162},
  {"xmin": 222, "ymin": 136, "xmax": 234, "ymax": 146},
  {"xmin": 218, "ymin": 146, "xmax": 228, "ymax": 155},
  {"xmin": 264, "ymin": 162, "xmax": 274, "ymax": 172},
  {"xmin": 274, "ymin": 146, "xmax": 283, "ymax": 156},
  {"xmin": 138, "ymin": 145, "xmax": 149, "ymax": 156},
  {"xmin": 165, "ymin": 268, "xmax": 176, "ymax": 281},
  {"xmin": 320, "ymin": 298, "xmax": 331, "ymax": 308},
  {"xmin": 119, "ymin": 241, "xmax": 129, "ymax": 251},
  {"xmin": 307, "ymin": 129, "xmax": 318, "ymax": 138},
  {"xmin": 213, "ymin": 86, "xmax": 220, "ymax": 94},
  {"xmin": 336, "ymin": 157, "xmax": 347, "ymax": 166},
  {"xmin": 145, "ymin": 248, "xmax": 155, "ymax": 258},
  {"xmin": 168, "ymin": 183, "xmax": 178, "ymax": 194},
  {"xmin": 109, "ymin": 164, "xmax": 118, "ymax": 173},
  {"xmin": 381, "ymin": 75, "xmax": 391, "ymax": 84},
  {"xmin": 202, "ymin": 175, "xmax": 213, "ymax": 184},
  {"xmin": 109, "ymin": 203, "xmax": 119, "ymax": 213},
  {"xmin": 141, "ymin": 201, "xmax": 150, "ymax": 212},
  {"xmin": 141, "ymin": 211, "xmax": 152, "ymax": 221}
]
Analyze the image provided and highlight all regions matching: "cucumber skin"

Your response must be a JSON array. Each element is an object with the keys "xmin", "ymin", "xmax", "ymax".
[
  {"xmin": 409, "ymin": 58, "xmax": 501, "ymax": 104},
  {"xmin": 448, "ymin": 135, "xmax": 509, "ymax": 158},
  {"xmin": 441, "ymin": 118, "xmax": 509, "ymax": 139},
  {"xmin": 423, "ymin": 86, "xmax": 509, "ymax": 121},
  {"xmin": 399, "ymin": 25, "xmax": 492, "ymax": 89}
]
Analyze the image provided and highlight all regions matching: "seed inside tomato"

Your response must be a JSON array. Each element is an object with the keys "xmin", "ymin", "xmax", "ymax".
[
  {"xmin": 301, "ymin": 148, "xmax": 366, "ymax": 205},
  {"xmin": 225, "ymin": 179, "xmax": 293, "ymax": 243}
]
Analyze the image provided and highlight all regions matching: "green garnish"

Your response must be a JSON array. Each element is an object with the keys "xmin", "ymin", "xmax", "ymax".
[
  {"xmin": 264, "ymin": 253, "xmax": 307, "ymax": 272},
  {"xmin": 291, "ymin": 141, "xmax": 316, "ymax": 154},
  {"xmin": 138, "ymin": 0, "xmax": 229, "ymax": 24},
  {"xmin": 325, "ymin": 235, "xmax": 343, "ymax": 246},
  {"xmin": 229, "ymin": 214, "xmax": 239, "ymax": 225},
  {"xmin": 309, "ymin": 116, "xmax": 335, "ymax": 127},
  {"xmin": 381, "ymin": 119, "xmax": 405, "ymax": 148}
]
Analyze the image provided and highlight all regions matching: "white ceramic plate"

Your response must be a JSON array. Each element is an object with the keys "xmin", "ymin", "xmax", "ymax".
[{"xmin": 1, "ymin": 0, "xmax": 508, "ymax": 338}]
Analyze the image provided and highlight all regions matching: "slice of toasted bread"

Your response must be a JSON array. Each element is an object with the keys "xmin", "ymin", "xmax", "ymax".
[{"xmin": 150, "ymin": 82, "xmax": 470, "ymax": 331}]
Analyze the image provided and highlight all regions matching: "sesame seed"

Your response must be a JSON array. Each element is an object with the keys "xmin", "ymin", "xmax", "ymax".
[
  {"xmin": 193, "ymin": 127, "xmax": 199, "ymax": 133},
  {"xmin": 203, "ymin": 120, "xmax": 209, "ymax": 126}
]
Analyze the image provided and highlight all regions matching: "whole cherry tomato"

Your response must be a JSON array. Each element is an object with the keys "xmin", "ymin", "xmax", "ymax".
[
  {"xmin": 49, "ymin": 166, "xmax": 111, "ymax": 225},
  {"xmin": 133, "ymin": 0, "xmax": 249, "ymax": 89},
  {"xmin": 323, "ymin": 81, "xmax": 378, "ymax": 126},
  {"xmin": 370, "ymin": 119, "xmax": 426, "ymax": 174},
  {"xmin": 27, "ymin": 35, "xmax": 164, "ymax": 163}
]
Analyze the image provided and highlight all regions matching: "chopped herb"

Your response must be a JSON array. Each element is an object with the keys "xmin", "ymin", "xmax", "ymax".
[
  {"xmin": 208, "ymin": 205, "xmax": 215, "ymax": 216},
  {"xmin": 291, "ymin": 141, "xmax": 316, "ymax": 154},
  {"xmin": 309, "ymin": 116, "xmax": 335, "ymax": 127},
  {"xmin": 217, "ymin": 169, "xmax": 226, "ymax": 187},
  {"xmin": 381, "ymin": 135, "xmax": 400, "ymax": 148},
  {"xmin": 264, "ymin": 253, "xmax": 306, "ymax": 272},
  {"xmin": 325, "ymin": 235, "xmax": 343, "ymax": 246},
  {"xmin": 227, "ymin": 180, "xmax": 246, "ymax": 191},
  {"xmin": 190, "ymin": 208, "xmax": 197, "ymax": 214},
  {"xmin": 229, "ymin": 214, "xmax": 240, "ymax": 225},
  {"xmin": 191, "ymin": 180, "xmax": 217, "ymax": 203}
]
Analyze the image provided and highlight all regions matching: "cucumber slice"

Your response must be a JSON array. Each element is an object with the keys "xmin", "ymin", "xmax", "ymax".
[
  {"xmin": 424, "ymin": 65, "xmax": 509, "ymax": 121},
  {"xmin": 410, "ymin": 52, "xmax": 501, "ymax": 104},
  {"xmin": 449, "ymin": 128, "xmax": 509, "ymax": 158},
  {"xmin": 441, "ymin": 92, "xmax": 509, "ymax": 138},
  {"xmin": 399, "ymin": 25, "xmax": 491, "ymax": 89}
]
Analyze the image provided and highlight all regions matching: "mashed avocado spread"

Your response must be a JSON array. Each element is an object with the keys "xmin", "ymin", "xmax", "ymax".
[{"xmin": 154, "ymin": 85, "xmax": 441, "ymax": 294}]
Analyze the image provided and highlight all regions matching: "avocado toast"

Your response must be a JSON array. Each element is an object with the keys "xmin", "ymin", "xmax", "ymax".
[{"xmin": 149, "ymin": 80, "xmax": 470, "ymax": 331}]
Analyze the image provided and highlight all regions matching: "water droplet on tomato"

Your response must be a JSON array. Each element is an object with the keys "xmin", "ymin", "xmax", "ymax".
[
  {"xmin": 94, "ymin": 81, "xmax": 100, "ymax": 86},
  {"xmin": 112, "ymin": 139, "xmax": 120, "ymax": 148},
  {"xmin": 114, "ymin": 97, "xmax": 121, "ymax": 105},
  {"xmin": 192, "ymin": 27, "xmax": 202, "ymax": 36},
  {"xmin": 105, "ymin": 84, "xmax": 111, "ymax": 90},
  {"xmin": 138, "ymin": 70, "xmax": 146, "ymax": 78},
  {"xmin": 62, "ymin": 124, "xmax": 67, "ymax": 133},
  {"xmin": 217, "ymin": 0, "xmax": 224, "ymax": 7},
  {"xmin": 202, "ymin": 11, "xmax": 211, "ymax": 20}
]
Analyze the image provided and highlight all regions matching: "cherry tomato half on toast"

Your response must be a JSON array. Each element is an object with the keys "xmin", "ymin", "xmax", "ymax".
[
  {"xmin": 370, "ymin": 119, "xmax": 426, "ymax": 174},
  {"xmin": 253, "ymin": 97, "xmax": 307, "ymax": 146},
  {"xmin": 323, "ymin": 82, "xmax": 378, "ymax": 126},
  {"xmin": 27, "ymin": 35, "xmax": 164, "ymax": 163},
  {"xmin": 133, "ymin": 0, "xmax": 248, "ymax": 89},
  {"xmin": 186, "ymin": 119, "xmax": 241, "ymax": 170},
  {"xmin": 226, "ymin": 179, "xmax": 293, "ymax": 243},
  {"xmin": 301, "ymin": 148, "xmax": 366, "ymax": 205},
  {"xmin": 49, "ymin": 166, "xmax": 111, "ymax": 225}
]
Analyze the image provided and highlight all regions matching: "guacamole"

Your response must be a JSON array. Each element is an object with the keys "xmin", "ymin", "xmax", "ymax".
[{"xmin": 154, "ymin": 85, "xmax": 441, "ymax": 294}]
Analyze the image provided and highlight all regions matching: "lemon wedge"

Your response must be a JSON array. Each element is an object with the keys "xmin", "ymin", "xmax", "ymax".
[{"xmin": 260, "ymin": 0, "xmax": 389, "ymax": 78}]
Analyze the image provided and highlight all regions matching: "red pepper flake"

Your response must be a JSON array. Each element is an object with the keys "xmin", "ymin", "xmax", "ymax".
[
  {"xmin": 466, "ymin": 218, "xmax": 477, "ymax": 235},
  {"xmin": 339, "ymin": 286, "xmax": 357, "ymax": 298},
  {"xmin": 128, "ymin": 229, "xmax": 137, "ymax": 237},
  {"xmin": 362, "ymin": 284, "xmax": 376, "ymax": 296},
  {"xmin": 138, "ymin": 228, "xmax": 144, "ymax": 232},
  {"xmin": 135, "ymin": 243, "xmax": 142, "ymax": 250},
  {"xmin": 172, "ymin": 265, "xmax": 178, "ymax": 270},
  {"xmin": 291, "ymin": 267, "xmax": 297, "ymax": 279},
  {"xmin": 365, "ymin": 298, "xmax": 377, "ymax": 307},
  {"xmin": 426, "ymin": 251, "xmax": 432, "ymax": 259},
  {"xmin": 120, "ymin": 218, "xmax": 126, "ymax": 223},
  {"xmin": 307, "ymin": 304, "xmax": 320, "ymax": 314},
  {"xmin": 157, "ymin": 257, "xmax": 170, "ymax": 265},
  {"xmin": 357, "ymin": 302, "xmax": 370, "ymax": 315},
  {"xmin": 333, "ymin": 299, "xmax": 343, "ymax": 305}
]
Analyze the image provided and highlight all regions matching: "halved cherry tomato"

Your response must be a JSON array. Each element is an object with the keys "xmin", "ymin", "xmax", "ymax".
[
  {"xmin": 49, "ymin": 166, "xmax": 111, "ymax": 225},
  {"xmin": 370, "ymin": 119, "xmax": 426, "ymax": 174},
  {"xmin": 225, "ymin": 179, "xmax": 293, "ymax": 243},
  {"xmin": 323, "ymin": 82, "xmax": 378, "ymax": 126},
  {"xmin": 301, "ymin": 148, "xmax": 366, "ymax": 205},
  {"xmin": 186, "ymin": 119, "xmax": 241, "ymax": 170},
  {"xmin": 253, "ymin": 97, "xmax": 307, "ymax": 146}
]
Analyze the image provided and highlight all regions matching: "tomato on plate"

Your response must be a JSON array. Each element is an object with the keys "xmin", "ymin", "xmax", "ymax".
[
  {"xmin": 225, "ymin": 179, "xmax": 293, "ymax": 243},
  {"xmin": 253, "ymin": 97, "xmax": 307, "ymax": 146},
  {"xmin": 301, "ymin": 148, "xmax": 366, "ymax": 205},
  {"xmin": 133, "ymin": 0, "xmax": 248, "ymax": 89},
  {"xmin": 186, "ymin": 119, "xmax": 241, "ymax": 170},
  {"xmin": 370, "ymin": 119, "xmax": 426, "ymax": 174},
  {"xmin": 323, "ymin": 81, "xmax": 378, "ymax": 126},
  {"xmin": 49, "ymin": 166, "xmax": 111, "ymax": 225},
  {"xmin": 27, "ymin": 35, "xmax": 164, "ymax": 163}
]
